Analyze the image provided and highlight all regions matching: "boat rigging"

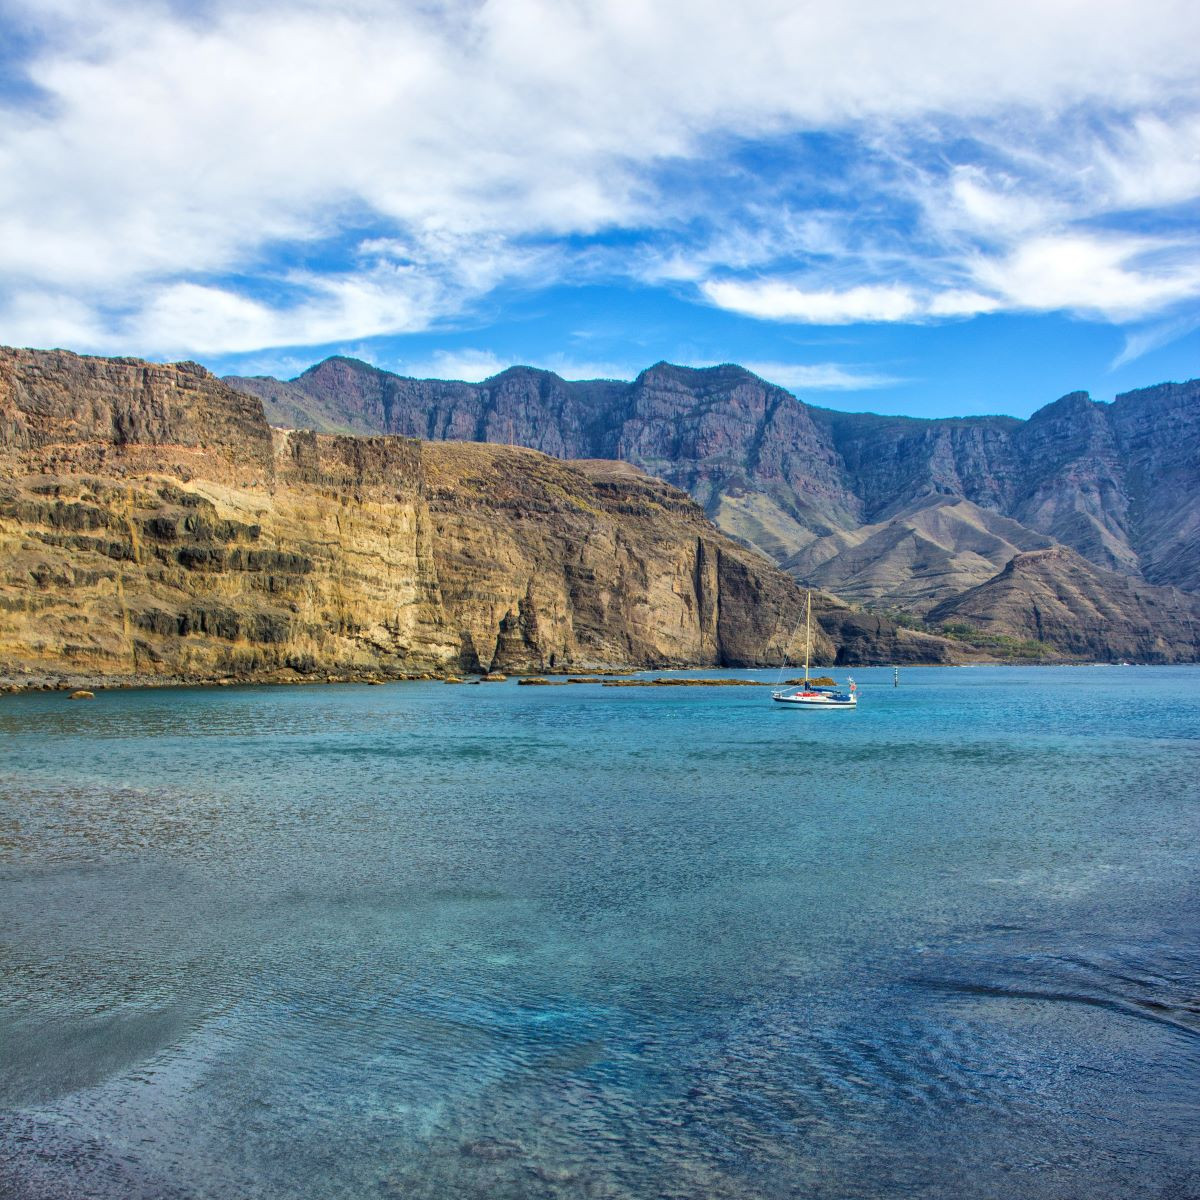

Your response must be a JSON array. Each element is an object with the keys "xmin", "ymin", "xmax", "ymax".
[{"xmin": 772, "ymin": 590, "xmax": 857, "ymax": 709}]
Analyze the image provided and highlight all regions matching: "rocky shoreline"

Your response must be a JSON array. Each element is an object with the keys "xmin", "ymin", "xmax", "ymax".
[
  {"xmin": 0, "ymin": 663, "xmax": 620, "ymax": 694},
  {"xmin": 2, "ymin": 657, "xmax": 1168, "ymax": 697}
]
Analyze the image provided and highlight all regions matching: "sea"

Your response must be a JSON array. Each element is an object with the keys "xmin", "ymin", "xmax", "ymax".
[{"xmin": 1, "ymin": 666, "xmax": 1197, "ymax": 1199}]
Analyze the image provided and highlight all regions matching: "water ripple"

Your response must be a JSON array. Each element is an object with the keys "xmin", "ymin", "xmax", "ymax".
[{"xmin": 1, "ymin": 666, "xmax": 1198, "ymax": 1199}]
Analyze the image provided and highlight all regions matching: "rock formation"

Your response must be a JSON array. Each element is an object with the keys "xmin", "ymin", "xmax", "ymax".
[
  {"xmin": 227, "ymin": 356, "xmax": 1200, "ymax": 659},
  {"xmin": 927, "ymin": 547, "xmax": 1200, "ymax": 664},
  {"xmin": 229, "ymin": 358, "xmax": 1199, "ymax": 586},
  {"xmin": 781, "ymin": 497, "xmax": 1055, "ymax": 614},
  {"xmin": 0, "ymin": 347, "xmax": 955, "ymax": 686}
]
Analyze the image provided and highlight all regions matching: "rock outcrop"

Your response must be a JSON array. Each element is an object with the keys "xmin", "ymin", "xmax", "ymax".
[
  {"xmin": 782, "ymin": 496, "xmax": 1055, "ymax": 614},
  {"xmin": 0, "ymin": 347, "xmax": 954, "ymax": 685},
  {"xmin": 227, "ymin": 356, "xmax": 1200, "ymax": 659}
]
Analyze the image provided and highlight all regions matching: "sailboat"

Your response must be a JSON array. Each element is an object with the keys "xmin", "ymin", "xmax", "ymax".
[{"xmin": 772, "ymin": 591, "xmax": 857, "ymax": 708}]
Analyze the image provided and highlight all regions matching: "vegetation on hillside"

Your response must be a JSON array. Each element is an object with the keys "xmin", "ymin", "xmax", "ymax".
[{"xmin": 869, "ymin": 608, "xmax": 1053, "ymax": 660}]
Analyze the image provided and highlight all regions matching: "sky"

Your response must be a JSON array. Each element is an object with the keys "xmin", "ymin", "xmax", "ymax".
[{"xmin": 1, "ymin": 0, "xmax": 1198, "ymax": 418}]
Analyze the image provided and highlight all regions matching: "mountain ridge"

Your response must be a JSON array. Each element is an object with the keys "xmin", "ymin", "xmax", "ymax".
[
  {"xmin": 228, "ymin": 356, "xmax": 1200, "ymax": 598},
  {"xmin": 926, "ymin": 545, "xmax": 1200, "ymax": 663},
  {"xmin": 0, "ymin": 345, "xmax": 965, "ymax": 687},
  {"xmin": 0, "ymin": 344, "xmax": 1192, "ymax": 675}
]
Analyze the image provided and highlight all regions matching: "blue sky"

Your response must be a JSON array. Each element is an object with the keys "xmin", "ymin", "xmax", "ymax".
[{"xmin": 1, "ymin": 0, "xmax": 1198, "ymax": 418}]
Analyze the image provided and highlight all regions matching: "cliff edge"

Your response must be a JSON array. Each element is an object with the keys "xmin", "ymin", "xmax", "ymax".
[{"xmin": 0, "ymin": 348, "xmax": 954, "ymax": 686}]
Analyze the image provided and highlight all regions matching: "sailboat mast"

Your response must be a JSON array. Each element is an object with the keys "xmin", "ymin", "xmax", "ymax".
[{"xmin": 804, "ymin": 590, "xmax": 811, "ymax": 684}]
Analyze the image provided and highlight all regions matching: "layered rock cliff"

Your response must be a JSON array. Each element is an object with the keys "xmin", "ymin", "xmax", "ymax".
[
  {"xmin": 0, "ymin": 347, "xmax": 954, "ymax": 685},
  {"xmin": 229, "ymin": 358, "xmax": 1200, "ymax": 598},
  {"xmin": 227, "ymin": 356, "xmax": 1200, "ymax": 660}
]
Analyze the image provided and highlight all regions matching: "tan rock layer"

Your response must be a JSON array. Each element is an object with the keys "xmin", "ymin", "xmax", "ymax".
[{"xmin": 0, "ymin": 347, "xmax": 958, "ymax": 685}]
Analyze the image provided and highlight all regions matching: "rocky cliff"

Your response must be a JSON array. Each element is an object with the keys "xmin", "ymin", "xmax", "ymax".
[
  {"xmin": 230, "ymin": 358, "xmax": 1200, "ymax": 595},
  {"xmin": 229, "ymin": 359, "xmax": 862, "ymax": 544},
  {"xmin": 781, "ymin": 496, "xmax": 1055, "ymax": 614},
  {"xmin": 228, "ymin": 356, "xmax": 1200, "ymax": 659},
  {"xmin": 926, "ymin": 547, "xmax": 1200, "ymax": 663},
  {"xmin": 0, "ymin": 347, "xmax": 955, "ymax": 686}
]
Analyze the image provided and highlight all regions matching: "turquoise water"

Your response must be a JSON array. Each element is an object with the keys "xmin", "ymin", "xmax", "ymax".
[{"xmin": 1, "ymin": 667, "xmax": 1197, "ymax": 1199}]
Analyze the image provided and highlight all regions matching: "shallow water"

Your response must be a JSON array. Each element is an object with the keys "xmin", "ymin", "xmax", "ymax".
[{"xmin": 1, "ymin": 666, "xmax": 1197, "ymax": 1199}]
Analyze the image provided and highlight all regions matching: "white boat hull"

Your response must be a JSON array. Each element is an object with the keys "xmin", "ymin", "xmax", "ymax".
[{"xmin": 772, "ymin": 691, "xmax": 856, "ymax": 708}]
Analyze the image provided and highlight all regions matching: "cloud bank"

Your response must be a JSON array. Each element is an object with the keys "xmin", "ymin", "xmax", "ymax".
[{"xmin": 0, "ymin": 0, "xmax": 1198, "ymax": 358}]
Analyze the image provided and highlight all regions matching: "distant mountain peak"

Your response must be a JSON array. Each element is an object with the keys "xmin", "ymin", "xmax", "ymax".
[
  {"xmin": 636, "ymin": 360, "xmax": 769, "ymax": 388},
  {"xmin": 1034, "ymin": 389, "xmax": 1099, "ymax": 416},
  {"xmin": 223, "ymin": 356, "xmax": 1200, "ymax": 617},
  {"xmin": 480, "ymin": 364, "xmax": 566, "ymax": 386},
  {"xmin": 294, "ymin": 355, "xmax": 382, "ymax": 382}
]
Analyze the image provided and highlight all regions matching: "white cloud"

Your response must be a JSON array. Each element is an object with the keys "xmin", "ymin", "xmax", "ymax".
[
  {"xmin": 0, "ymin": 288, "xmax": 106, "ymax": 351},
  {"xmin": 945, "ymin": 167, "xmax": 1067, "ymax": 240},
  {"xmin": 702, "ymin": 281, "xmax": 923, "ymax": 323},
  {"xmin": 1096, "ymin": 114, "xmax": 1200, "ymax": 210},
  {"xmin": 1111, "ymin": 313, "xmax": 1200, "ymax": 368},
  {"xmin": 925, "ymin": 290, "xmax": 1003, "ymax": 317},
  {"xmin": 540, "ymin": 355, "xmax": 638, "ymax": 381},
  {"xmin": 398, "ymin": 349, "xmax": 512, "ymax": 382},
  {"xmin": 741, "ymin": 361, "xmax": 903, "ymax": 390},
  {"xmin": 1, "ymin": 0, "xmax": 1199, "ymax": 354},
  {"xmin": 700, "ymin": 234, "xmax": 1200, "ymax": 327},
  {"xmin": 971, "ymin": 233, "xmax": 1200, "ymax": 322}
]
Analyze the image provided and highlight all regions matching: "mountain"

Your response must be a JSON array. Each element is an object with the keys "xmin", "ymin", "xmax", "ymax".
[
  {"xmin": 780, "ymin": 496, "xmax": 1055, "ymax": 614},
  {"xmin": 228, "ymin": 358, "xmax": 860, "ymax": 534},
  {"xmin": 226, "ymin": 359, "xmax": 1200, "ymax": 601},
  {"xmin": 0, "ymin": 347, "xmax": 957, "ymax": 687},
  {"xmin": 224, "ymin": 356, "xmax": 1200, "ymax": 660},
  {"xmin": 927, "ymin": 547, "xmax": 1200, "ymax": 664}
]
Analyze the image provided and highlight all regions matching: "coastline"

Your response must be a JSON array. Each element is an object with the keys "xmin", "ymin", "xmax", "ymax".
[
  {"xmin": 0, "ymin": 662, "xmax": 683, "ymax": 695},
  {"xmin": 1, "ymin": 656, "xmax": 1181, "ymax": 696}
]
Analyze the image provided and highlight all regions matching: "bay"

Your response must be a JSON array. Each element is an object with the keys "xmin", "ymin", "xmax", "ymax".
[{"xmin": 1, "ymin": 666, "xmax": 1197, "ymax": 1199}]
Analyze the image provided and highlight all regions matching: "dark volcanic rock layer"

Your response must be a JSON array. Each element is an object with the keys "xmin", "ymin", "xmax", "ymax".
[
  {"xmin": 0, "ymin": 347, "xmax": 955, "ymax": 685},
  {"xmin": 229, "ymin": 358, "xmax": 1200, "ymax": 594}
]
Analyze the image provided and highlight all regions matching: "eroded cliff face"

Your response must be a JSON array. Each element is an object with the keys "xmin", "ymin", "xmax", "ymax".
[
  {"xmin": 2, "ymin": 347, "xmax": 273, "ymax": 480},
  {"xmin": 231, "ymin": 359, "xmax": 862, "ymax": 540},
  {"xmin": 781, "ymin": 497, "xmax": 1055, "ymax": 614},
  {"xmin": 1, "ymin": 348, "xmax": 949, "ymax": 684},
  {"xmin": 229, "ymin": 358, "xmax": 1200, "ymax": 601},
  {"xmin": 1107, "ymin": 382, "xmax": 1200, "ymax": 592},
  {"xmin": 0, "ymin": 422, "xmax": 458, "ymax": 681}
]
